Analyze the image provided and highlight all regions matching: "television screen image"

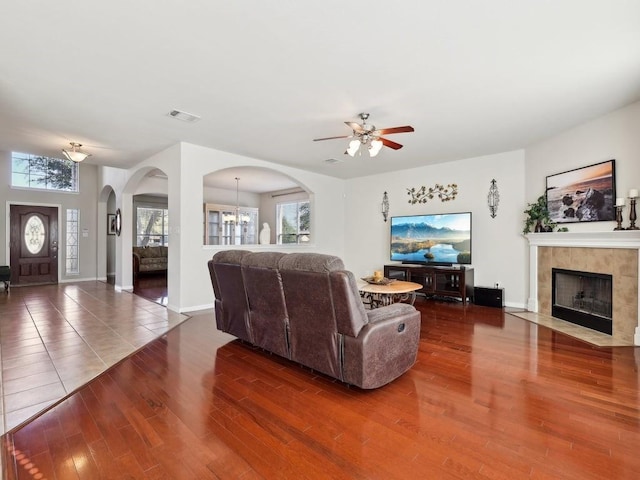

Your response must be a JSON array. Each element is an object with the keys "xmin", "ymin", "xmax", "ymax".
[{"xmin": 390, "ymin": 212, "xmax": 472, "ymax": 265}]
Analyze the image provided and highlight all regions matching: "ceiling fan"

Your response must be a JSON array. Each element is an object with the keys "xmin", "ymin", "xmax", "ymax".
[{"xmin": 313, "ymin": 113, "xmax": 414, "ymax": 157}]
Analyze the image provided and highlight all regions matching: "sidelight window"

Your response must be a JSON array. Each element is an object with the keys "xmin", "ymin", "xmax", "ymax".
[{"xmin": 66, "ymin": 209, "xmax": 79, "ymax": 274}]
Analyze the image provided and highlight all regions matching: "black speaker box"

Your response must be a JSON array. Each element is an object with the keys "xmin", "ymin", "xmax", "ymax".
[{"xmin": 474, "ymin": 287, "xmax": 504, "ymax": 308}]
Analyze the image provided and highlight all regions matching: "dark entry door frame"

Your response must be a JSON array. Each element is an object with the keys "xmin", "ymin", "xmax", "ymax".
[{"xmin": 8, "ymin": 202, "xmax": 61, "ymax": 285}]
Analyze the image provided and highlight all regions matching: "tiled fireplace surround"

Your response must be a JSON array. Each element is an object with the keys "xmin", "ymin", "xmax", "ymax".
[{"xmin": 527, "ymin": 231, "xmax": 640, "ymax": 345}]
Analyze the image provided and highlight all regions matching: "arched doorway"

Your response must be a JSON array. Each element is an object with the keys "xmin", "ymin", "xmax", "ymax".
[{"xmin": 128, "ymin": 168, "xmax": 169, "ymax": 306}]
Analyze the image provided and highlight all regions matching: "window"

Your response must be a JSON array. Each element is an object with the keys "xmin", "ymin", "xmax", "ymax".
[
  {"xmin": 276, "ymin": 201, "xmax": 310, "ymax": 244},
  {"xmin": 136, "ymin": 207, "xmax": 169, "ymax": 246},
  {"xmin": 11, "ymin": 152, "xmax": 79, "ymax": 192},
  {"xmin": 66, "ymin": 209, "xmax": 79, "ymax": 274}
]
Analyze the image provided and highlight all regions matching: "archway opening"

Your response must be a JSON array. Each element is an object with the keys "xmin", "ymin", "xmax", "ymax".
[{"xmin": 203, "ymin": 166, "xmax": 312, "ymax": 246}]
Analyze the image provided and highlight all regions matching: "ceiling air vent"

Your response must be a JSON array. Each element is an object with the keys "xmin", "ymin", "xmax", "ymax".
[
  {"xmin": 324, "ymin": 158, "xmax": 342, "ymax": 165},
  {"xmin": 167, "ymin": 109, "xmax": 201, "ymax": 122}
]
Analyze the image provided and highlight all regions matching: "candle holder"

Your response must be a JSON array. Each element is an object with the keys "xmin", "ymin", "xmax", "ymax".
[
  {"xmin": 614, "ymin": 205, "xmax": 625, "ymax": 230},
  {"xmin": 629, "ymin": 197, "xmax": 638, "ymax": 230}
]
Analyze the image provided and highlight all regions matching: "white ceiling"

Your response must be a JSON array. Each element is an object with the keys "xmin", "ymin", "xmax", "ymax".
[{"xmin": 2, "ymin": 1, "xmax": 639, "ymax": 181}]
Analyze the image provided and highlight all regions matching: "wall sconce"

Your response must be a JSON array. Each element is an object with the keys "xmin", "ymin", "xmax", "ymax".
[
  {"xmin": 487, "ymin": 179, "xmax": 499, "ymax": 218},
  {"xmin": 382, "ymin": 191, "xmax": 389, "ymax": 222}
]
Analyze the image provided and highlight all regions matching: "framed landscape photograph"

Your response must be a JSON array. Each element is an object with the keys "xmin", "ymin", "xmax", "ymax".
[
  {"xmin": 107, "ymin": 214, "xmax": 117, "ymax": 235},
  {"xmin": 545, "ymin": 159, "xmax": 616, "ymax": 224}
]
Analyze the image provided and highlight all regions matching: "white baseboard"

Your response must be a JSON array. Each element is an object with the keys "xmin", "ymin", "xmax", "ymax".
[
  {"xmin": 59, "ymin": 277, "xmax": 98, "ymax": 283},
  {"xmin": 178, "ymin": 303, "xmax": 214, "ymax": 313},
  {"xmin": 504, "ymin": 301, "xmax": 527, "ymax": 309}
]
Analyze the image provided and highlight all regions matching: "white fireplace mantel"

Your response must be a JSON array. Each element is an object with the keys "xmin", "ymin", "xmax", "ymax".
[
  {"xmin": 526, "ymin": 231, "xmax": 640, "ymax": 345},
  {"xmin": 526, "ymin": 231, "xmax": 640, "ymax": 249}
]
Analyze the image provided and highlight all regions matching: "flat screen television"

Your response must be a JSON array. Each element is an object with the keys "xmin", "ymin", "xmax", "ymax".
[{"xmin": 390, "ymin": 212, "xmax": 472, "ymax": 266}]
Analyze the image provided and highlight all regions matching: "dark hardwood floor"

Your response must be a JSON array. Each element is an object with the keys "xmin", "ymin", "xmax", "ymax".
[
  {"xmin": 133, "ymin": 273, "xmax": 168, "ymax": 307},
  {"xmin": 2, "ymin": 298, "xmax": 639, "ymax": 479}
]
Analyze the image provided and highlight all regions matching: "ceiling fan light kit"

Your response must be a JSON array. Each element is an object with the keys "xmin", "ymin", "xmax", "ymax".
[
  {"xmin": 314, "ymin": 112, "xmax": 414, "ymax": 158},
  {"xmin": 347, "ymin": 139, "xmax": 361, "ymax": 156},
  {"xmin": 62, "ymin": 142, "xmax": 90, "ymax": 163}
]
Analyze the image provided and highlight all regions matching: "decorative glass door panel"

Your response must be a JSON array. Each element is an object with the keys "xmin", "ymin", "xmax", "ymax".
[{"xmin": 24, "ymin": 215, "xmax": 46, "ymax": 254}]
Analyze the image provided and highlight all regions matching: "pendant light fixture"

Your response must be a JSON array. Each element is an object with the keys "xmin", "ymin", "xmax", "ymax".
[{"xmin": 62, "ymin": 142, "xmax": 91, "ymax": 162}]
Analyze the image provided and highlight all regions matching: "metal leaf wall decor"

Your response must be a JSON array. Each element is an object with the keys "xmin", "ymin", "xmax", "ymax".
[{"xmin": 407, "ymin": 183, "xmax": 458, "ymax": 204}]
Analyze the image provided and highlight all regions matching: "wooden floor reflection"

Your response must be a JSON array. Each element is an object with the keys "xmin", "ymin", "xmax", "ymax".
[
  {"xmin": 133, "ymin": 273, "xmax": 168, "ymax": 307},
  {"xmin": 3, "ymin": 298, "xmax": 639, "ymax": 479}
]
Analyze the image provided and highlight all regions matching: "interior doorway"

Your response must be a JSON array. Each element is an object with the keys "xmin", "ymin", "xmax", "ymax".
[{"xmin": 9, "ymin": 204, "xmax": 59, "ymax": 285}]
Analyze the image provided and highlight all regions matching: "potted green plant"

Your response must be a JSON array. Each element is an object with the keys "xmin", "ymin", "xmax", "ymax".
[{"xmin": 523, "ymin": 195, "xmax": 556, "ymax": 234}]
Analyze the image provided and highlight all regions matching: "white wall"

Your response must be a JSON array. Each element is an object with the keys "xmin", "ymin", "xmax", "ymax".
[
  {"xmin": 106, "ymin": 190, "xmax": 116, "ymax": 275},
  {"xmin": 14, "ymin": 98, "xmax": 631, "ymax": 312},
  {"xmin": 525, "ymin": 100, "xmax": 640, "ymax": 232},
  {"xmin": 134, "ymin": 176, "xmax": 169, "ymax": 196},
  {"xmin": 522, "ymin": 100, "xmax": 640, "ymax": 308},
  {"xmin": 180, "ymin": 142, "xmax": 346, "ymax": 311},
  {"xmin": 99, "ymin": 142, "xmax": 345, "ymax": 312},
  {"xmin": 203, "ymin": 186, "xmax": 261, "ymax": 208},
  {"xmin": 344, "ymin": 150, "xmax": 527, "ymax": 307}
]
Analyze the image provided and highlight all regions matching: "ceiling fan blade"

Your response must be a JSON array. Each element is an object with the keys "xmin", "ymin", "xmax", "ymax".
[
  {"xmin": 313, "ymin": 135, "xmax": 351, "ymax": 141},
  {"xmin": 345, "ymin": 121, "xmax": 365, "ymax": 133},
  {"xmin": 376, "ymin": 126, "xmax": 414, "ymax": 135},
  {"xmin": 380, "ymin": 137, "xmax": 403, "ymax": 150}
]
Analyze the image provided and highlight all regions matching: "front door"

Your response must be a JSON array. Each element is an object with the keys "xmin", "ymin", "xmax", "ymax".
[{"xmin": 9, "ymin": 205, "xmax": 59, "ymax": 285}]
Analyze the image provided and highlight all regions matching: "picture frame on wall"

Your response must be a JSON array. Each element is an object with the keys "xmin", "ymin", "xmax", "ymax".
[
  {"xmin": 107, "ymin": 214, "xmax": 117, "ymax": 235},
  {"xmin": 545, "ymin": 159, "xmax": 616, "ymax": 224}
]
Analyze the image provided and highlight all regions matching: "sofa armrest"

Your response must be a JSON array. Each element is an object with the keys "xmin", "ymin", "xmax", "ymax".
[
  {"xmin": 342, "ymin": 303, "xmax": 420, "ymax": 389},
  {"xmin": 365, "ymin": 302, "xmax": 417, "ymax": 325}
]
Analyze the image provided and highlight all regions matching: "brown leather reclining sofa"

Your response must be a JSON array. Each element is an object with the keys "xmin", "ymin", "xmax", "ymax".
[{"xmin": 208, "ymin": 250, "xmax": 421, "ymax": 389}]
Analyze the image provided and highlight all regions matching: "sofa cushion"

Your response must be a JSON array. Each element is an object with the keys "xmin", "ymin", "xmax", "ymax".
[
  {"xmin": 278, "ymin": 253, "xmax": 344, "ymax": 380},
  {"xmin": 278, "ymin": 252, "xmax": 344, "ymax": 273},
  {"xmin": 133, "ymin": 246, "xmax": 168, "ymax": 274},
  {"xmin": 133, "ymin": 246, "xmax": 167, "ymax": 258},
  {"xmin": 241, "ymin": 252, "xmax": 290, "ymax": 358}
]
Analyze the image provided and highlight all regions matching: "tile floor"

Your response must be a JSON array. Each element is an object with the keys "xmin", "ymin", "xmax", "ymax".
[
  {"xmin": 509, "ymin": 310, "xmax": 634, "ymax": 346},
  {"xmin": 0, "ymin": 281, "xmax": 190, "ymax": 434}
]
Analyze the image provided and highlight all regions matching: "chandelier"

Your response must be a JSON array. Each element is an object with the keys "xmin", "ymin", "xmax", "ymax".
[{"xmin": 223, "ymin": 177, "xmax": 251, "ymax": 224}]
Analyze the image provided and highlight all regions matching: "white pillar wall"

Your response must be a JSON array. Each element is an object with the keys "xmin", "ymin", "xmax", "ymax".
[{"xmin": 115, "ymin": 193, "xmax": 134, "ymax": 292}]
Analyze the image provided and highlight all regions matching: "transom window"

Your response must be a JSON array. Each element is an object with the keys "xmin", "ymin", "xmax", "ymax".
[
  {"xmin": 11, "ymin": 152, "xmax": 79, "ymax": 192},
  {"xmin": 276, "ymin": 201, "xmax": 310, "ymax": 244}
]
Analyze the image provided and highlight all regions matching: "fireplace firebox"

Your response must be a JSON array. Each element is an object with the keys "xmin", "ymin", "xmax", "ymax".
[{"xmin": 552, "ymin": 268, "xmax": 613, "ymax": 334}]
